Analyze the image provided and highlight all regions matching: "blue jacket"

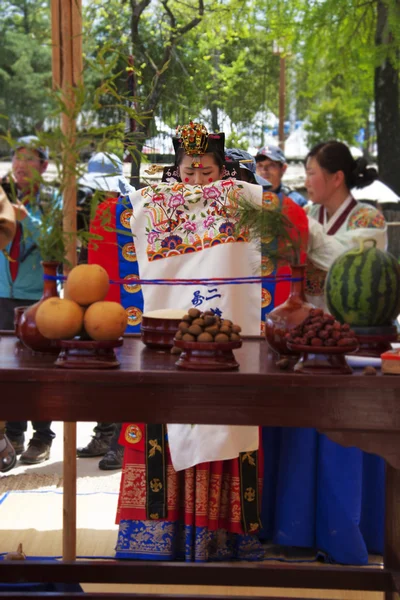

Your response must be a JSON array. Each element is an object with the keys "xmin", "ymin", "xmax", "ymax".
[
  {"xmin": 279, "ymin": 184, "xmax": 308, "ymax": 208},
  {"xmin": 0, "ymin": 198, "xmax": 44, "ymax": 300}
]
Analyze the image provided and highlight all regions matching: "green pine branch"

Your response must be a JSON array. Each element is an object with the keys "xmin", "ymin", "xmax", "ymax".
[{"xmin": 233, "ymin": 194, "xmax": 302, "ymax": 267}]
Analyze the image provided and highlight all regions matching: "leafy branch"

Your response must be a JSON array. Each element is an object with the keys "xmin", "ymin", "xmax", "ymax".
[{"xmin": 233, "ymin": 194, "xmax": 303, "ymax": 267}]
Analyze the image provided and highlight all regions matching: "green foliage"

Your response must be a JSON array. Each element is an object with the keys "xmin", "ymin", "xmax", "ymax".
[
  {"xmin": 1, "ymin": 37, "xmax": 146, "ymax": 263},
  {"xmin": 0, "ymin": 1, "xmax": 53, "ymax": 136},
  {"xmin": 36, "ymin": 202, "xmax": 66, "ymax": 263},
  {"xmin": 1, "ymin": 0, "xmax": 399, "ymax": 169},
  {"xmin": 305, "ymin": 93, "xmax": 365, "ymax": 146},
  {"xmin": 234, "ymin": 194, "xmax": 302, "ymax": 266}
]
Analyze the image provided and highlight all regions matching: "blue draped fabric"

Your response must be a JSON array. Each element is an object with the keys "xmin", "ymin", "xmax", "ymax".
[
  {"xmin": 115, "ymin": 520, "xmax": 268, "ymax": 562},
  {"xmin": 116, "ymin": 199, "xmax": 144, "ymax": 333},
  {"xmin": 260, "ymin": 428, "xmax": 385, "ymax": 565}
]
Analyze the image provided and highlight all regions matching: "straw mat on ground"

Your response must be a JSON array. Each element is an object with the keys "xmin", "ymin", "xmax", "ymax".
[{"xmin": 0, "ymin": 490, "xmax": 118, "ymax": 557}]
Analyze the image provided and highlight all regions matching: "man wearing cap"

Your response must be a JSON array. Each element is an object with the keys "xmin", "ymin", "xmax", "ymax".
[
  {"xmin": 225, "ymin": 148, "xmax": 272, "ymax": 189},
  {"xmin": 0, "ymin": 135, "xmax": 57, "ymax": 464},
  {"xmin": 255, "ymin": 145, "xmax": 307, "ymax": 207},
  {"xmin": 76, "ymin": 152, "xmax": 135, "ymax": 471}
]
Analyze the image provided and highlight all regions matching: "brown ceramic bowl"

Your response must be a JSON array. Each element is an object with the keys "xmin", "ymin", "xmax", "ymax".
[
  {"xmin": 173, "ymin": 338, "xmax": 242, "ymax": 371},
  {"xmin": 141, "ymin": 314, "xmax": 184, "ymax": 349}
]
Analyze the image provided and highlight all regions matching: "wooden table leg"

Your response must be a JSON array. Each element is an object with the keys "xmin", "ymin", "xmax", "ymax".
[
  {"xmin": 63, "ymin": 421, "xmax": 76, "ymax": 561},
  {"xmin": 385, "ymin": 463, "xmax": 400, "ymax": 600}
]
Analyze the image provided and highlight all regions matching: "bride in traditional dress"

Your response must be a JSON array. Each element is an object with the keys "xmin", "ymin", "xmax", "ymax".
[{"xmin": 115, "ymin": 122, "xmax": 308, "ymax": 561}]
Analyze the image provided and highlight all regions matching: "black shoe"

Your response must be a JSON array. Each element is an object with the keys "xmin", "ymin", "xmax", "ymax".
[
  {"xmin": 19, "ymin": 438, "xmax": 51, "ymax": 464},
  {"xmin": 0, "ymin": 436, "xmax": 17, "ymax": 473},
  {"xmin": 77, "ymin": 434, "xmax": 111, "ymax": 458},
  {"xmin": 7, "ymin": 435, "xmax": 25, "ymax": 455},
  {"xmin": 98, "ymin": 446, "xmax": 124, "ymax": 470}
]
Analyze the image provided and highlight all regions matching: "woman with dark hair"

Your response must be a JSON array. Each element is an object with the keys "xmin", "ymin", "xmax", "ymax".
[
  {"xmin": 260, "ymin": 141, "xmax": 386, "ymax": 566},
  {"xmin": 304, "ymin": 140, "xmax": 386, "ymax": 306}
]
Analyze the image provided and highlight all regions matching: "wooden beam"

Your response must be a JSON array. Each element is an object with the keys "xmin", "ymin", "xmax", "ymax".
[{"xmin": 50, "ymin": 0, "xmax": 82, "ymax": 563}]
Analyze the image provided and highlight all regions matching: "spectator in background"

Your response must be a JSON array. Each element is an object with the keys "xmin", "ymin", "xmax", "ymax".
[
  {"xmin": 0, "ymin": 186, "xmax": 17, "ymax": 472},
  {"xmin": 224, "ymin": 148, "xmax": 272, "ymax": 189},
  {"xmin": 255, "ymin": 145, "xmax": 308, "ymax": 207},
  {"xmin": 76, "ymin": 152, "xmax": 135, "ymax": 470},
  {"xmin": 1, "ymin": 136, "xmax": 57, "ymax": 465}
]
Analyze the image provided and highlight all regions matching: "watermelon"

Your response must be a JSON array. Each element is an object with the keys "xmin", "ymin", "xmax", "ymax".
[{"xmin": 325, "ymin": 238, "xmax": 400, "ymax": 327}]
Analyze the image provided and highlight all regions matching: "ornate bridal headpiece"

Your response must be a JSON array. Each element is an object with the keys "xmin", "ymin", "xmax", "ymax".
[{"xmin": 175, "ymin": 121, "xmax": 210, "ymax": 168}]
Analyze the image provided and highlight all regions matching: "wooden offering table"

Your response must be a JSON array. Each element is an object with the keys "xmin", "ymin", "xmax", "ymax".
[{"xmin": 0, "ymin": 332, "xmax": 400, "ymax": 599}]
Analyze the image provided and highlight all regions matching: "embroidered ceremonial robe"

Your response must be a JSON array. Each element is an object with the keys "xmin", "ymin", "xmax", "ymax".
[{"xmin": 115, "ymin": 180, "xmax": 308, "ymax": 561}]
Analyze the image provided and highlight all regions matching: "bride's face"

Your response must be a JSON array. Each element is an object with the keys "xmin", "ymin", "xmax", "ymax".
[{"xmin": 179, "ymin": 154, "xmax": 222, "ymax": 186}]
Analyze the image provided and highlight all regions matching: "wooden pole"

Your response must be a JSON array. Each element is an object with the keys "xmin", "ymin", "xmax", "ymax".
[
  {"xmin": 278, "ymin": 55, "xmax": 286, "ymax": 152},
  {"xmin": 51, "ymin": 0, "xmax": 82, "ymax": 563}
]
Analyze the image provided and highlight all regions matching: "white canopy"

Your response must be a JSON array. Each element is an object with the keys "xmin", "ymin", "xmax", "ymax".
[{"xmin": 352, "ymin": 180, "xmax": 399, "ymax": 204}]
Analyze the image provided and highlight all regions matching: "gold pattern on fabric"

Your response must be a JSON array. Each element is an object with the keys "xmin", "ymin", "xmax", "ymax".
[
  {"xmin": 122, "ymin": 521, "xmax": 175, "ymax": 556},
  {"xmin": 120, "ymin": 209, "xmax": 133, "ymax": 229},
  {"xmin": 244, "ymin": 487, "xmax": 256, "ymax": 502},
  {"xmin": 150, "ymin": 478, "xmax": 163, "ymax": 492},
  {"xmin": 126, "ymin": 307, "xmax": 142, "ymax": 327},
  {"xmin": 149, "ymin": 440, "xmax": 162, "ymax": 458},
  {"xmin": 119, "ymin": 464, "xmax": 146, "ymax": 510},
  {"xmin": 167, "ymin": 465, "xmax": 179, "ymax": 510},
  {"xmin": 121, "ymin": 242, "xmax": 137, "ymax": 262},
  {"xmin": 146, "ymin": 425, "xmax": 167, "ymax": 519},
  {"xmin": 239, "ymin": 451, "xmax": 261, "ymax": 533},
  {"xmin": 261, "ymin": 288, "xmax": 272, "ymax": 309},
  {"xmin": 305, "ymin": 258, "xmax": 326, "ymax": 297},
  {"xmin": 195, "ymin": 469, "xmax": 210, "ymax": 517},
  {"xmin": 209, "ymin": 473, "xmax": 222, "ymax": 521},
  {"xmin": 149, "ymin": 513, "xmax": 159, "ymax": 520},
  {"xmin": 124, "ymin": 424, "xmax": 142, "ymax": 445},
  {"xmin": 228, "ymin": 475, "xmax": 242, "ymax": 524},
  {"xmin": 241, "ymin": 452, "xmax": 256, "ymax": 467},
  {"xmin": 184, "ymin": 466, "xmax": 195, "ymax": 515},
  {"xmin": 259, "ymin": 193, "xmax": 279, "ymax": 244},
  {"xmin": 261, "ymin": 256, "xmax": 275, "ymax": 276},
  {"xmin": 122, "ymin": 274, "xmax": 141, "ymax": 294},
  {"xmin": 262, "ymin": 191, "xmax": 280, "ymax": 210}
]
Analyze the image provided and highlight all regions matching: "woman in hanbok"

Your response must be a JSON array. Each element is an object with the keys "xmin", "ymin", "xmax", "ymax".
[
  {"xmin": 260, "ymin": 141, "xmax": 387, "ymax": 565},
  {"xmin": 115, "ymin": 122, "xmax": 308, "ymax": 561}
]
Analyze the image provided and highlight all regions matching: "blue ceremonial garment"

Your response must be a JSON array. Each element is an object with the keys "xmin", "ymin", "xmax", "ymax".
[{"xmin": 260, "ymin": 428, "xmax": 384, "ymax": 564}]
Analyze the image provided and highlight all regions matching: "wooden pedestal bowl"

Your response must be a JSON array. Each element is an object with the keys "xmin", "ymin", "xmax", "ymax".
[
  {"xmin": 173, "ymin": 338, "xmax": 242, "ymax": 371},
  {"xmin": 287, "ymin": 342, "xmax": 359, "ymax": 375},
  {"xmin": 141, "ymin": 314, "xmax": 184, "ymax": 350},
  {"xmin": 55, "ymin": 338, "xmax": 123, "ymax": 369}
]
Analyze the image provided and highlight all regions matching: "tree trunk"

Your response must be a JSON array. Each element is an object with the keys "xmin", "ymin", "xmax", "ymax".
[
  {"xmin": 362, "ymin": 114, "xmax": 372, "ymax": 163},
  {"xmin": 130, "ymin": 134, "xmax": 145, "ymax": 190},
  {"xmin": 210, "ymin": 105, "xmax": 219, "ymax": 132},
  {"xmin": 128, "ymin": 0, "xmax": 205, "ymax": 188},
  {"xmin": 374, "ymin": 0, "xmax": 400, "ymax": 195}
]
